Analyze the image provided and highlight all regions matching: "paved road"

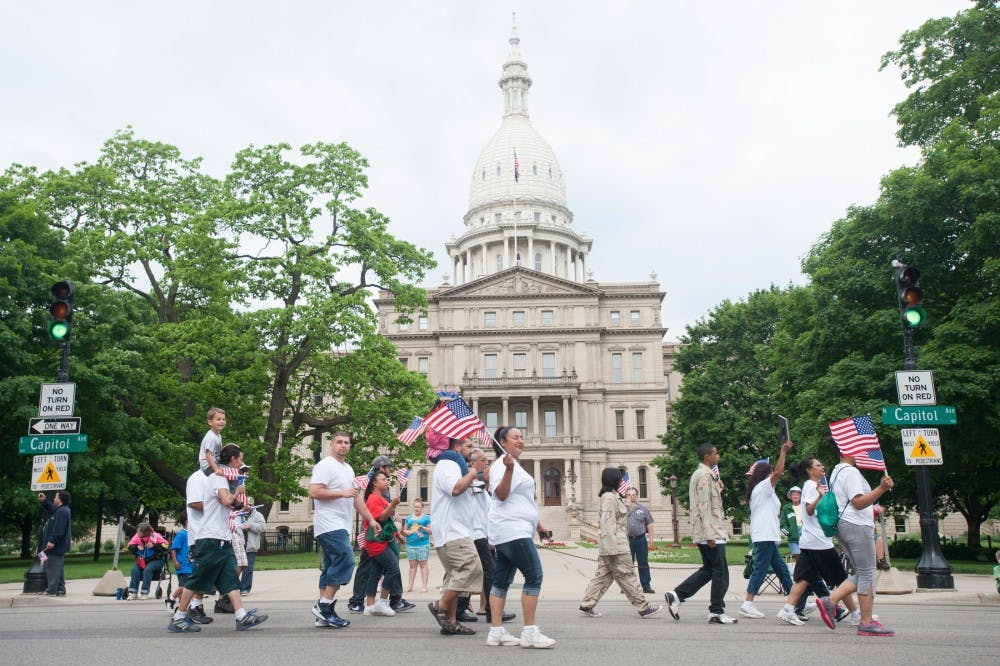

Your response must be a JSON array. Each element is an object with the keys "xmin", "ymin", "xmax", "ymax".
[{"xmin": 2, "ymin": 598, "xmax": 997, "ymax": 665}]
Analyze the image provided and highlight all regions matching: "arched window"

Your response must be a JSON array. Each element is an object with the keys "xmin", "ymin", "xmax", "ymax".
[
  {"xmin": 534, "ymin": 252, "xmax": 542, "ymax": 271},
  {"xmin": 419, "ymin": 470, "xmax": 429, "ymax": 502},
  {"xmin": 638, "ymin": 466, "xmax": 649, "ymax": 499}
]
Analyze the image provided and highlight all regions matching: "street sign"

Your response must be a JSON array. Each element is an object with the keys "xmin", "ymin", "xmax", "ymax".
[
  {"xmin": 901, "ymin": 428, "xmax": 943, "ymax": 465},
  {"xmin": 38, "ymin": 382, "xmax": 76, "ymax": 417},
  {"xmin": 31, "ymin": 454, "xmax": 68, "ymax": 491},
  {"xmin": 881, "ymin": 405, "xmax": 957, "ymax": 426},
  {"xmin": 28, "ymin": 417, "xmax": 82, "ymax": 435},
  {"xmin": 18, "ymin": 434, "xmax": 89, "ymax": 455},
  {"xmin": 895, "ymin": 371, "xmax": 936, "ymax": 406}
]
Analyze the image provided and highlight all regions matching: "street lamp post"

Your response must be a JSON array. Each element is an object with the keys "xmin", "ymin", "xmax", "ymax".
[{"xmin": 669, "ymin": 474, "xmax": 680, "ymax": 548}]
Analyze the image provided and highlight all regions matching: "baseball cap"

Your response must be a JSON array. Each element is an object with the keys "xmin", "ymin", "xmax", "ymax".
[
  {"xmin": 372, "ymin": 455, "xmax": 393, "ymax": 468},
  {"xmin": 787, "ymin": 485, "xmax": 802, "ymax": 497}
]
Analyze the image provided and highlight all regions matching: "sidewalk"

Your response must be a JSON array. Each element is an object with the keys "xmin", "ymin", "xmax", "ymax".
[{"xmin": 3, "ymin": 545, "xmax": 997, "ymax": 609}]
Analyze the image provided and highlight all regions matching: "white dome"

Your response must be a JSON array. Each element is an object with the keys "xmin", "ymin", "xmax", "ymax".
[{"xmin": 468, "ymin": 115, "xmax": 566, "ymax": 211}]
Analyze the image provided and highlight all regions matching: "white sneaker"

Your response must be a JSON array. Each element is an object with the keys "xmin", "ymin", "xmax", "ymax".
[
  {"xmin": 801, "ymin": 601, "xmax": 817, "ymax": 615},
  {"xmin": 776, "ymin": 608, "xmax": 805, "ymax": 626},
  {"xmin": 486, "ymin": 628, "xmax": 521, "ymax": 646},
  {"xmin": 364, "ymin": 600, "xmax": 396, "ymax": 616},
  {"xmin": 739, "ymin": 603, "xmax": 765, "ymax": 619},
  {"xmin": 708, "ymin": 613, "xmax": 738, "ymax": 624},
  {"xmin": 520, "ymin": 630, "xmax": 556, "ymax": 648}
]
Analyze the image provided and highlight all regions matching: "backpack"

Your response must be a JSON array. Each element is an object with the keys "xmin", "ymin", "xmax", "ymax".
[{"xmin": 816, "ymin": 468, "xmax": 848, "ymax": 537}]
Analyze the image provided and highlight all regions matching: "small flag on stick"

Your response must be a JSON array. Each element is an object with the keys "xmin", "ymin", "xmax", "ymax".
[
  {"xmin": 746, "ymin": 458, "xmax": 769, "ymax": 476},
  {"xmin": 618, "ymin": 471, "xmax": 632, "ymax": 496},
  {"xmin": 396, "ymin": 468, "xmax": 410, "ymax": 488}
]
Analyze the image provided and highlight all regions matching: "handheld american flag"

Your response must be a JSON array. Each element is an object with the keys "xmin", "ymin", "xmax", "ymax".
[
  {"xmin": 746, "ymin": 458, "xmax": 769, "ymax": 476},
  {"xmin": 618, "ymin": 471, "xmax": 632, "ymax": 496},
  {"xmin": 396, "ymin": 417, "xmax": 426, "ymax": 447},
  {"xmin": 353, "ymin": 474, "xmax": 370, "ymax": 490},
  {"xmin": 854, "ymin": 446, "xmax": 887, "ymax": 472},
  {"xmin": 395, "ymin": 468, "xmax": 410, "ymax": 488},
  {"xmin": 829, "ymin": 415, "xmax": 880, "ymax": 456},
  {"xmin": 422, "ymin": 397, "xmax": 488, "ymax": 441}
]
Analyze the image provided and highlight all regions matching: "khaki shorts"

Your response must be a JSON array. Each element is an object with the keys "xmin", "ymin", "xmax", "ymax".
[{"xmin": 436, "ymin": 537, "xmax": 483, "ymax": 593}]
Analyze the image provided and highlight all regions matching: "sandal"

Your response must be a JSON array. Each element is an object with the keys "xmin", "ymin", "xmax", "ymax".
[
  {"xmin": 428, "ymin": 602, "xmax": 450, "ymax": 630},
  {"xmin": 441, "ymin": 622, "xmax": 476, "ymax": 635}
]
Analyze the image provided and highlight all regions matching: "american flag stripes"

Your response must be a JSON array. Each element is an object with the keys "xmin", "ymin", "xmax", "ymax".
[
  {"xmin": 396, "ymin": 417, "xmax": 426, "ymax": 446},
  {"xmin": 422, "ymin": 398, "xmax": 489, "ymax": 441},
  {"xmin": 854, "ymin": 446, "xmax": 887, "ymax": 472},
  {"xmin": 829, "ymin": 415, "xmax": 880, "ymax": 456},
  {"xmin": 746, "ymin": 458, "xmax": 769, "ymax": 476},
  {"xmin": 514, "ymin": 149, "xmax": 520, "ymax": 182},
  {"xmin": 353, "ymin": 474, "xmax": 371, "ymax": 490},
  {"xmin": 618, "ymin": 471, "xmax": 632, "ymax": 496},
  {"xmin": 395, "ymin": 468, "xmax": 410, "ymax": 488}
]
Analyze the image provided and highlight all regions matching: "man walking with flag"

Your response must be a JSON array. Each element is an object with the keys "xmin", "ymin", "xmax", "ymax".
[{"xmin": 818, "ymin": 421, "xmax": 895, "ymax": 637}]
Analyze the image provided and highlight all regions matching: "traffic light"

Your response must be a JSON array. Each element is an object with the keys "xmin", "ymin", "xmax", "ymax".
[
  {"xmin": 47, "ymin": 280, "xmax": 75, "ymax": 341},
  {"xmin": 896, "ymin": 266, "xmax": 925, "ymax": 328}
]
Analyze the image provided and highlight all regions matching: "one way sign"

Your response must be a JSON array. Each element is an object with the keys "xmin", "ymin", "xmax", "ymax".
[{"xmin": 28, "ymin": 417, "xmax": 82, "ymax": 435}]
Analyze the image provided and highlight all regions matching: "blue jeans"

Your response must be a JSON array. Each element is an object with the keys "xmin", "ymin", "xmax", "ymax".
[
  {"xmin": 316, "ymin": 529, "xmax": 355, "ymax": 589},
  {"xmin": 129, "ymin": 558, "xmax": 165, "ymax": 594},
  {"xmin": 240, "ymin": 551, "xmax": 257, "ymax": 593},
  {"xmin": 629, "ymin": 534, "xmax": 651, "ymax": 589},
  {"xmin": 491, "ymin": 538, "xmax": 543, "ymax": 598},
  {"xmin": 747, "ymin": 540, "xmax": 793, "ymax": 596},
  {"xmin": 364, "ymin": 547, "xmax": 402, "ymax": 598}
]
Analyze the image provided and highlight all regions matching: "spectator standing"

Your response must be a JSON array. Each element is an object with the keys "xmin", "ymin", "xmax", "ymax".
[
  {"xmin": 579, "ymin": 468, "xmax": 663, "ymax": 619},
  {"xmin": 308, "ymin": 431, "xmax": 380, "ymax": 629},
  {"xmin": 240, "ymin": 506, "xmax": 266, "ymax": 595},
  {"xmin": 486, "ymin": 427, "xmax": 555, "ymax": 649},
  {"xmin": 127, "ymin": 523, "xmax": 169, "ymax": 599},
  {"xmin": 38, "ymin": 491, "xmax": 71, "ymax": 597},
  {"xmin": 402, "ymin": 498, "xmax": 431, "ymax": 593},
  {"xmin": 663, "ymin": 444, "xmax": 736, "ymax": 624},
  {"xmin": 779, "ymin": 486, "xmax": 803, "ymax": 561},
  {"xmin": 169, "ymin": 512, "xmax": 193, "ymax": 609},
  {"xmin": 740, "ymin": 440, "xmax": 795, "ymax": 619},
  {"xmin": 625, "ymin": 487, "xmax": 656, "ymax": 593}
]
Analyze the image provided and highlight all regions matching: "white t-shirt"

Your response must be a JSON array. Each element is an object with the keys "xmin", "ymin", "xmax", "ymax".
[
  {"xmin": 798, "ymin": 480, "xmax": 834, "ymax": 550},
  {"xmin": 185, "ymin": 470, "xmax": 208, "ymax": 542},
  {"xmin": 197, "ymin": 474, "xmax": 232, "ymax": 542},
  {"xmin": 471, "ymin": 483, "xmax": 489, "ymax": 540},
  {"xmin": 431, "ymin": 459, "xmax": 476, "ymax": 546},
  {"xmin": 748, "ymin": 479, "xmax": 781, "ymax": 543},
  {"xmin": 198, "ymin": 430, "xmax": 222, "ymax": 470},
  {"xmin": 832, "ymin": 463, "xmax": 874, "ymax": 527},
  {"xmin": 310, "ymin": 456, "xmax": 356, "ymax": 536},
  {"xmin": 487, "ymin": 458, "xmax": 538, "ymax": 546}
]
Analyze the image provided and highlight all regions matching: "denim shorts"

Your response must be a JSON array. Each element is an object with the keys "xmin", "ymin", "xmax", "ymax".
[
  {"xmin": 491, "ymin": 537, "xmax": 543, "ymax": 598},
  {"xmin": 407, "ymin": 544, "xmax": 430, "ymax": 561},
  {"xmin": 316, "ymin": 529, "xmax": 355, "ymax": 588}
]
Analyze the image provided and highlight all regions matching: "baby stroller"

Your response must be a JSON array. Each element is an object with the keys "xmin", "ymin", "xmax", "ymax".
[{"xmin": 155, "ymin": 558, "xmax": 173, "ymax": 608}]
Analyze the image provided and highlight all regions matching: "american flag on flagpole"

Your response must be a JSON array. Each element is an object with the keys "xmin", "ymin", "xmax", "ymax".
[
  {"xmin": 513, "ymin": 149, "xmax": 520, "ymax": 183},
  {"xmin": 618, "ymin": 471, "xmax": 632, "ymax": 496},
  {"xmin": 422, "ymin": 398, "xmax": 488, "ymax": 441},
  {"xmin": 746, "ymin": 458, "xmax": 769, "ymax": 476},
  {"xmin": 395, "ymin": 468, "xmax": 410, "ymax": 488},
  {"xmin": 829, "ymin": 415, "xmax": 881, "ymax": 456},
  {"xmin": 353, "ymin": 474, "xmax": 370, "ymax": 490},
  {"xmin": 396, "ymin": 417, "xmax": 426, "ymax": 446},
  {"xmin": 854, "ymin": 447, "xmax": 887, "ymax": 472}
]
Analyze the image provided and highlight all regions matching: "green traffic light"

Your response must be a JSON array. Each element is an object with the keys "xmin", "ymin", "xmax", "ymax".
[
  {"xmin": 48, "ymin": 320, "xmax": 70, "ymax": 340},
  {"xmin": 904, "ymin": 306, "xmax": 926, "ymax": 327}
]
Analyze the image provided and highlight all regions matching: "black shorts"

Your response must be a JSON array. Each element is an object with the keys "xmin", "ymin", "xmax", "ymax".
[{"xmin": 793, "ymin": 547, "xmax": 848, "ymax": 587}]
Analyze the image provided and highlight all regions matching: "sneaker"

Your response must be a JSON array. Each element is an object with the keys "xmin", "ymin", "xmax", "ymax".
[
  {"xmin": 857, "ymin": 620, "xmax": 894, "ymax": 637},
  {"xmin": 168, "ymin": 615, "xmax": 201, "ymax": 633},
  {"xmin": 776, "ymin": 608, "xmax": 805, "ymax": 626},
  {"xmin": 364, "ymin": 599, "xmax": 396, "ymax": 616},
  {"xmin": 486, "ymin": 628, "xmax": 522, "ymax": 646},
  {"xmin": 795, "ymin": 612, "xmax": 810, "ymax": 623},
  {"xmin": 708, "ymin": 613, "xmax": 738, "ymax": 624},
  {"xmin": 850, "ymin": 612, "xmax": 878, "ymax": 627},
  {"xmin": 391, "ymin": 600, "xmax": 416, "ymax": 613},
  {"xmin": 816, "ymin": 597, "xmax": 837, "ymax": 630},
  {"xmin": 313, "ymin": 618, "xmax": 331, "ymax": 627},
  {"xmin": 240, "ymin": 590, "xmax": 250, "ymax": 597},
  {"xmin": 739, "ymin": 603, "xmax": 765, "ymax": 619},
  {"xmin": 578, "ymin": 605, "xmax": 602, "ymax": 618},
  {"xmin": 642, "ymin": 587, "xmax": 656, "ymax": 594},
  {"xmin": 311, "ymin": 601, "xmax": 329, "ymax": 622},
  {"xmin": 456, "ymin": 610, "xmax": 479, "ymax": 623},
  {"xmin": 639, "ymin": 604, "xmax": 663, "ymax": 619},
  {"xmin": 187, "ymin": 606, "xmax": 213, "ymax": 625},
  {"xmin": 834, "ymin": 606, "xmax": 850, "ymax": 623},
  {"xmin": 520, "ymin": 630, "xmax": 556, "ymax": 649},
  {"xmin": 664, "ymin": 591, "xmax": 680, "ymax": 620},
  {"xmin": 235, "ymin": 609, "xmax": 269, "ymax": 631},
  {"xmin": 801, "ymin": 601, "xmax": 817, "ymax": 615},
  {"xmin": 347, "ymin": 601, "xmax": 364, "ymax": 614},
  {"xmin": 139, "ymin": 593, "xmax": 149, "ymax": 600}
]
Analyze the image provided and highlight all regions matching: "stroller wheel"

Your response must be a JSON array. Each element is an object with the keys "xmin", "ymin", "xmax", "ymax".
[{"xmin": 156, "ymin": 587, "xmax": 163, "ymax": 599}]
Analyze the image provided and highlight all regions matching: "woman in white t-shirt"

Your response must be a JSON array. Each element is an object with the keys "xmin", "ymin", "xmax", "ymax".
[
  {"xmin": 485, "ymin": 427, "xmax": 555, "ymax": 649},
  {"xmin": 740, "ymin": 440, "xmax": 794, "ymax": 619},
  {"xmin": 775, "ymin": 456, "xmax": 858, "ymax": 627},
  {"xmin": 821, "ymin": 439, "xmax": 894, "ymax": 637}
]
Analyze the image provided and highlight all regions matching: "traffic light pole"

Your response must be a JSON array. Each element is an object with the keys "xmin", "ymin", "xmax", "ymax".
[
  {"xmin": 902, "ymin": 317, "xmax": 954, "ymax": 589},
  {"xmin": 56, "ymin": 338, "xmax": 71, "ymax": 382}
]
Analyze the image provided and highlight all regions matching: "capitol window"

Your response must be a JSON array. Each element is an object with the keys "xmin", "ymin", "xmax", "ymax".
[
  {"xmin": 534, "ymin": 253, "xmax": 542, "ymax": 271},
  {"xmin": 484, "ymin": 311, "xmax": 497, "ymax": 327},
  {"xmin": 418, "ymin": 315, "xmax": 428, "ymax": 330},
  {"xmin": 512, "ymin": 310, "xmax": 525, "ymax": 325},
  {"xmin": 542, "ymin": 352, "xmax": 556, "ymax": 378},
  {"xmin": 632, "ymin": 352, "xmax": 643, "ymax": 381},
  {"xmin": 540, "ymin": 309, "xmax": 553, "ymax": 324},
  {"xmin": 533, "ymin": 211, "xmax": 540, "ymax": 222},
  {"xmin": 635, "ymin": 410, "xmax": 646, "ymax": 439},
  {"xmin": 610, "ymin": 310, "xmax": 621, "ymax": 325},
  {"xmin": 614, "ymin": 410, "xmax": 625, "ymax": 440},
  {"xmin": 544, "ymin": 410, "xmax": 557, "ymax": 437},
  {"xmin": 630, "ymin": 310, "xmax": 640, "ymax": 325},
  {"xmin": 496, "ymin": 255, "xmax": 504, "ymax": 271},
  {"xmin": 611, "ymin": 353, "xmax": 623, "ymax": 383},
  {"xmin": 417, "ymin": 357, "xmax": 429, "ymax": 375},
  {"xmin": 513, "ymin": 353, "xmax": 527, "ymax": 377},
  {"xmin": 495, "ymin": 212, "xmax": 502, "ymax": 224},
  {"xmin": 484, "ymin": 353, "xmax": 498, "ymax": 378}
]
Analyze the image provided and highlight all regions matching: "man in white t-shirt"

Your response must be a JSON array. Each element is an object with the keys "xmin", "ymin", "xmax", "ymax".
[
  {"xmin": 182, "ymin": 469, "xmax": 211, "ymax": 623},
  {"xmin": 429, "ymin": 437, "xmax": 485, "ymax": 635},
  {"xmin": 308, "ymin": 431, "xmax": 380, "ymax": 629}
]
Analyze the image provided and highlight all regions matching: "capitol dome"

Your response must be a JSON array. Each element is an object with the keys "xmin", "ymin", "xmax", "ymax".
[{"xmin": 466, "ymin": 23, "xmax": 567, "ymax": 214}]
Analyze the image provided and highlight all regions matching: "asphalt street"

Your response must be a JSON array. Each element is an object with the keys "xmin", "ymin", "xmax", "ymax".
[{"xmin": 1, "ymin": 597, "xmax": 997, "ymax": 665}]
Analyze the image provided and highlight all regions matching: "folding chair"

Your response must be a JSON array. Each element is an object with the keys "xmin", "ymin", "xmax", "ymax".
[{"xmin": 743, "ymin": 548, "xmax": 785, "ymax": 595}]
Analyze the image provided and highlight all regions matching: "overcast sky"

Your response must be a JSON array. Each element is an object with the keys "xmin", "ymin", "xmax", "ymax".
[{"xmin": 1, "ymin": 1, "xmax": 968, "ymax": 339}]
